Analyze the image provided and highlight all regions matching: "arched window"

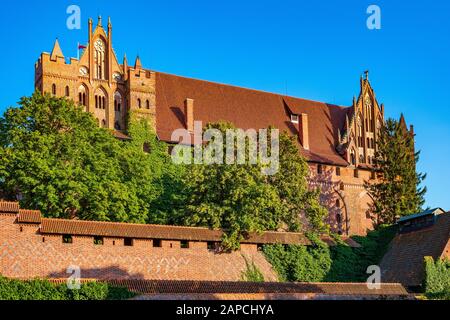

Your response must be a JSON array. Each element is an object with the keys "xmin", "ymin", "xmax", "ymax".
[
  {"xmin": 114, "ymin": 92, "xmax": 122, "ymax": 112},
  {"xmin": 146, "ymin": 100, "xmax": 150, "ymax": 109},
  {"xmin": 350, "ymin": 149, "xmax": 356, "ymax": 166},
  {"xmin": 335, "ymin": 199, "xmax": 340, "ymax": 208},
  {"xmin": 65, "ymin": 86, "xmax": 70, "ymax": 97},
  {"xmin": 102, "ymin": 97, "xmax": 106, "ymax": 109},
  {"xmin": 137, "ymin": 98, "xmax": 141, "ymax": 109},
  {"xmin": 78, "ymin": 85, "xmax": 87, "ymax": 107},
  {"xmin": 94, "ymin": 39, "xmax": 106, "ymax": 80},
  {"xmin": 336, "ymin": 213, "xmax": 342, "ymax": 224},
  {"xmin": 52, "ymin": 84, "xmax": 56, "ymax": 95}
]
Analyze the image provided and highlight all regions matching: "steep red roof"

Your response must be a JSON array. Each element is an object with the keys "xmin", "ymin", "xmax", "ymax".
[
  {"xmin": 380, "ymin": 212, "xmax": 450, "ymax": 287},
  {"xmin": 155, "ymin": 72, "xmax": 350, "ymax": 166},
  {"xmin": 0, "ymin": 201, "xmax": 20, "ymax": 213},
  {"xmin": 17, "ymin": 209, "xmax": 41, "ymax": 224},
  {"xmin": 47, "ymin": 279, "xmax": 409, "ymax": 297}
]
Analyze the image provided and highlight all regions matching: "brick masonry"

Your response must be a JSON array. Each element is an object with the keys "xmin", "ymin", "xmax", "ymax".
[{"xmin": 0, "ymin": 214, "xmax": 277, "ymax": 281}]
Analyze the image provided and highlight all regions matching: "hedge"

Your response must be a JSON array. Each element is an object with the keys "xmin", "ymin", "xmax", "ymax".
[
  {"xmin": 424, "ymin": 257, "xmax": 450, "ymax": 300},
  {"xmin": 263, "ymin": 226, "xmax": 397, "ymax": 282},
  {"xmin": 0, "ymin": 277, "xmax": 136, "ymax": 300}
]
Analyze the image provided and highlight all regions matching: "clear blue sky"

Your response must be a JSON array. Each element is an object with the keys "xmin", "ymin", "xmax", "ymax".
[{"xmin": 0, "ymin": 0, "xmax": 449, "ymax": 210}]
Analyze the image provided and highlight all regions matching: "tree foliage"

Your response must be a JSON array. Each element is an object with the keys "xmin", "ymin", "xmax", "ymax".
[
  {"xmin": 424, "ymin": 257, "xmax": 450, "ymax": 300},
  {"xmin": 0, "ymin": 92, "xmax": 177, "ymax": 223},
  {"xmin": 179, "ymin": 122, "xmax": 328, "ymax": 250},
  {"xmin": 366, "ymin": 118, "xmax": 426, "ymax": 225},
  {"xmin": 263, "ymin": 225, "xmax": 397, "ymax": 282},
  {"xmin": 0, "ymin": 276, "xmax": 135, "ymax": 300}
]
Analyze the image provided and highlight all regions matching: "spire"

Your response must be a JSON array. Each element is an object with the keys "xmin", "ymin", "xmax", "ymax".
[
  {"xmin": 123, "ymin": 54, "xmax": 129, "ymax": 80},
  {"xmin": 50, "ymin": 38, "xmax": 65, "ymax": 61},
  {"xmin": 134, "ymin": 55, "xmax": 142, "ymax": 69},
  {"xmin": 108, "ymin": 17, "xmax": 112, "ymax": 29},
  {"xmin": 399, "ymin": 113, "xmax": 407, "ymax": 131},
  {"xmin": 97, "ymin": 15, "xmax": 102, "ymax": 27}
]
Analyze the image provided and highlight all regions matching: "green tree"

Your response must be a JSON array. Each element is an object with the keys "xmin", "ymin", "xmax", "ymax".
[
  {"xmin": 268, "ymin": 132, "xmax": 329, "ymax": 233},
  {"xmin": 178, "ymin": 122, "xmax": 328, "ymax": 250},
  {"xmin": 0, "ymin": 92, "xmax": 173, "ymax": 223},
  {"xmin": 366, "ymin": 117, "xmax": 426, "ymax": 225}
]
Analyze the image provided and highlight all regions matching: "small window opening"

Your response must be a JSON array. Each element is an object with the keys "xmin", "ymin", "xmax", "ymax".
[
  {"xmin": 180, "ymin": 240, "xmax": 189, "ymax": 249},
  {"xmin": 317, "ymin": 164, "xmax": 323, "ymax": 175},
  {"xmin": 94, "ymin": 236, "xmax": 104, "ymax": 245},
  {"xmin": 207, "ymin": 241, "xmax": 216, "ymax": 250},
  {"xmin": 124, "ymin": 238, "xmax": 133, "ymax": 246},
  {"xmin": 354, "ymin": 169, "xmax": 359, "ymax": 178},
  {"xmin": 336, "ymin": 167, "xmax": 341, "ymax": 176},
  {"xmin": 153, "ymin": 239, "xmax": 162, "ymax": 248},
  {"xmin": 63, "ymin": 234, "xmax": 73, "ymax": 244},
  {"xmin": 291, "ymin": 114, "xmax": 299, "ymax": 123}
]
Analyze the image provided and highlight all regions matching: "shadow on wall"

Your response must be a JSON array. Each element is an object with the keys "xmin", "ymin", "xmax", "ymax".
[
  {"xmin": 48, "ymin": 265, "xmax": 145, "ymax": 280},
  {"xmin": 309, "ymin": 166, "xmax": 348, "ymax": 235}
]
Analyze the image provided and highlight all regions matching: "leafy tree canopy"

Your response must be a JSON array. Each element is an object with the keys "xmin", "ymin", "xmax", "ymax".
[
  {"xmin": 0, "ymin": 92, "xmax": 179, "ymax": 223},
  {"xmin": 178, "ymin": 122, "xmax": 328, "ymax": 250},
  {"xmin": 367, "ymin": 117, "xmax": 426, "ymax": 225}
]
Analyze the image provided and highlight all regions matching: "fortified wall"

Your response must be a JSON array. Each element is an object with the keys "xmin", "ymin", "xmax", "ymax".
[{"xmin": 0, "ymin": 201, "xmax": 353, "ymax": 281}]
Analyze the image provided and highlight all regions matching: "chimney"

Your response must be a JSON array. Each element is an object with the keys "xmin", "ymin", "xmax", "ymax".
[
  {"xmin": 298, "ymin": 113, "xmax": 310, "ymax": 150},
  {"xmin": 184, "ymin": 98, "xmax": 194, "ymax": 132}
]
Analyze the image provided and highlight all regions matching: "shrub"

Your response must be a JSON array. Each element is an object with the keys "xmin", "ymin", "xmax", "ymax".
[
  {"xmin": 263, "ymin": 226, "xmax": 397, "ymax": 282},
  {"xmin": 0, "ymin": 277, "xmax": 136, "ymax": 300},
  {"xmin": 241, "ymin": 257, "xmax": 265, "ymax": 282},
  {"xmin": 424, "ymin": 257, "xmax": 450, "ymax": 300}
]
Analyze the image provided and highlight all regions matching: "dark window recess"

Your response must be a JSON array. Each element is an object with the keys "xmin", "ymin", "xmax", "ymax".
[
  {"xmin": 335, "ymin": 199, "xmax": 340, "ymax": 208},
  {"xmin": 19, "ymin": 226, "xmax": 23, "ymax": 232},
  {"xmin": 336, "ymin": 214, "xmax": 342, "ymax": 224},
  {"xmin": 42, "ymin": 237, "xmax": 45, "ymax": 243},
  {"xmin": 257, "ymin": 244, "xmax": 264, "ymax": 251},
  {"xmin": 336, "ymin": 167, "xmax": 341, "ymax": 176},
  {"xmin": 62, "ymin": 235, "xmax": 73, "ymax": 244},
  {"xmin": 317, "ymin": 164, "xmax": 323, "ymax": 175},
  {"xmin": 371, "ymin": 171, "xmax": 376, "ymax": 180},
  {"xmin": 354, "ymin": 169, "xmax": 359, "ymax": 178},
  {"xmin": 180, "ymin": 240, "xmax": 189, "ymax": 249},
  {"xmin": 207, "ymin": 241, "xmax": 216, "ymax": 250},
  {"xmin": 94, "ymin": 236, "xmax": 104, "ymax": 245},
  {"xmin": 112, "ymin": 240, "xmax": 116, "ymax": 246},
  {"xmin": 153, "ymin": 239, "xmax": 162, "ymax": 248},
  {"xmin": 124, "ymin": 238, "xmax": 133, "ymax": 246}
]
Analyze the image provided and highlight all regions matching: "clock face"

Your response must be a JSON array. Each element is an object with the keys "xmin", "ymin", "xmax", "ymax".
[
  {"xmin": 94, "ymin": 39, "xmax": 105, "ymax": 52},
  {"xmin": 79, "ymin": 67, "xmax": 88, "ymax": 76},
  {"xmin": 113, "ymin": 73, "xmax": 122, "ymax": 81},
  {"xmin": 364, "ymin": 95, "xmax": 371, "ymax": 107}
]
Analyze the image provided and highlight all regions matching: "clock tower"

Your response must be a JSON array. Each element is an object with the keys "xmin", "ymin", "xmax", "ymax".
[{"xmin": 34, "ymin": 16, "xmax": 156, "ymax": 133}]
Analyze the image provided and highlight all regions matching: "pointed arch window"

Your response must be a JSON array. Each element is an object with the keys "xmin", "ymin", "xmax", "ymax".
[
  {"xmin": 114, "ymin": 92, "xmax": 122, "ymax": 112},
  {"xmin": 65, "ymin": 86, "xmax": 70, "ymax": 97},
  {"xmin": 52, "ymin": 84, "xmax": 56, "ymax": 95},
  {"xmin": 350, "ymin": 149, "xmax": 356, "ymax": 166},
  {"xmin": 146, "ymin": 100, "xmax": 150, "ymax": 109},
  {"xmin": 94, "ymin": 39, "xmax": 106, "ymax": 80},
  {"xmin": 137, "ymin": 98, "xmax": 142, "ymax": 109},
  {"xmin": 78, "ymin": 85, "xmax": 87, "ymax": 107}
]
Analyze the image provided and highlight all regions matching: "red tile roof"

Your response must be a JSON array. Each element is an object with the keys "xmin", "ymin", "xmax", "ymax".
[
  {"xmin": 0, "ymin": 201, "xmax": 20, "ymax": 213},
  {"xmin": 155, "ymin": 72, "xmax": 350, "ymax": 166},
  {"xmin": 47, "ymin": 279, "xmax": 409, "ymax": 296},
  {"xmin": 17, "ymin": 209, "xmax": 42, "ymax": 224},
  {"xmin": 2, "ymin": 202, "xmax": 359, "ymax": 247},
  {"xmin": 40, "ymin": 217, "xmax": 311, "ymax": 245},
  {"xmin": 380, "ymin": 212, "xmax": 450, "ymax": 287}
]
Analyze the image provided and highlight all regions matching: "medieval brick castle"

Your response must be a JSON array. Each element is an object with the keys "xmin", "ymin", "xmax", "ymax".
[{"xmin": 34, "ymin": 17, "xmax": 415, "ymax": 236}]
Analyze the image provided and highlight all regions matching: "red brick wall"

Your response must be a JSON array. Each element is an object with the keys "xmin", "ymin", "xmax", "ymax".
[{"xmin": 0, "ymin": 215, "xmax": 277, "ymax": 281}]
